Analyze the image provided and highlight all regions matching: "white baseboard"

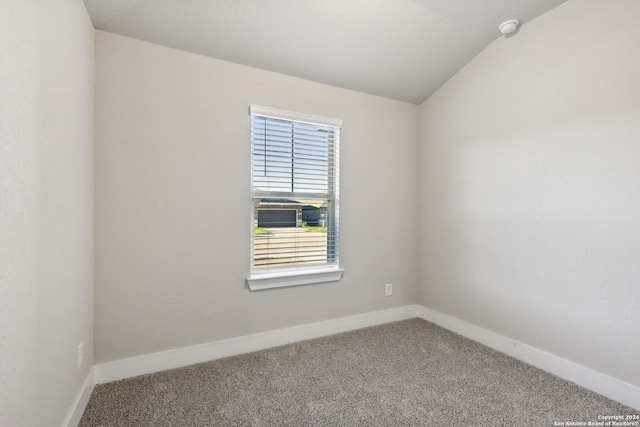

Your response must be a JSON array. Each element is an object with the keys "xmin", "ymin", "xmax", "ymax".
[
  {"xmin": 417, "ymin": 305, "xmax": 640, "ymax": 411},
  {"xmin": 93, "ymin": 305, "xmax": 420, "ymax": 385},
  {"xmin": 83, "ymin": 304, "xmax": 639, "ymax": 414},
  {"xmin": 63, "ymin": 369, "xmax": 95, "ymax": 427}
]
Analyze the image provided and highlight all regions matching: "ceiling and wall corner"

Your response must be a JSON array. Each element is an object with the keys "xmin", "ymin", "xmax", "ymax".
[{"xmin": 83, "ymin": 0, "xmax": 567, "ymax": 104}]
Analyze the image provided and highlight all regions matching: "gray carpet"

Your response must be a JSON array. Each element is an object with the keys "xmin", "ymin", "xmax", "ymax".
[{"xmin": 79, "ymin": 319, "xmax": 635, "ymax": 426}]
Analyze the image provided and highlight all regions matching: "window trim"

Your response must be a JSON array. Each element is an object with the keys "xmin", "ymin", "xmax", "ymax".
[
  {"xmin": 246, "ymin": 105, "xmax": 343, "ymax": 291},
  {"xmin": 249, "ymin": 105, "xmax": 343, "ymax": 129},
  {"xmin": 247, "ymin": 265, "xmax": 345, "ymax": 291}
]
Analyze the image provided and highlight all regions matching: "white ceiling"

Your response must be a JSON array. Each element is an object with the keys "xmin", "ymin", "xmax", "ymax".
[{"xmin": 83, "ymin": 0, "xmax": 567, "ymax": 104}]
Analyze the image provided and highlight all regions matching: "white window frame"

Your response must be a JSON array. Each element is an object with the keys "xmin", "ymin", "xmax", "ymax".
[{"xmin": 246, "ymin": 105, "xmax": 343, "ymax": 291}]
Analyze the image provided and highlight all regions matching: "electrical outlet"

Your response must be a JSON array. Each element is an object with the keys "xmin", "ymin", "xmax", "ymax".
[
  {"xmin": 385, "ymin": 283, "xmax": 393, "ymax": 296},
  {"xmin": 77, "ymin": 341, "xmax": 83, "ymax": 370}
]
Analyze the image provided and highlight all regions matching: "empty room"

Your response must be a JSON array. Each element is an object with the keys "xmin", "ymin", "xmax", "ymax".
[{"xmin": 2, "ymin": 0, "xmax": 639, "ymax": 426}]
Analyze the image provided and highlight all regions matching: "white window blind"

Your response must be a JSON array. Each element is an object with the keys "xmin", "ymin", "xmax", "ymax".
[{"xmin": 249, "ymin": 105, "xmax": 341, "ymax": 285}]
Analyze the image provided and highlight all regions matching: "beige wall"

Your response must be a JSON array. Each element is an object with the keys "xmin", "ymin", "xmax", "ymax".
[
  {"xmin": 0, "ymin": 1, "xmax": 94, "ymax": 425},
  {"xmin": 95, "ymin": 31, "xmax": 419, "ymax": 363},
  {"xmin": 418, "ymin": 0, "xmax": 640, "ymax": 387}
]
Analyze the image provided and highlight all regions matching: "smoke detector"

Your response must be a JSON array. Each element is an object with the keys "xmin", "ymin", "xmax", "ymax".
[{"xmin": 498, "ymin": 19, "xmax": 519, "ymax": 35}]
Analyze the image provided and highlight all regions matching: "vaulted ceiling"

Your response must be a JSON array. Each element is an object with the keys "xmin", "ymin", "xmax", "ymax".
[{"xmin": 83, "ymin": 0, "xmax": 567, "ymax": 104}]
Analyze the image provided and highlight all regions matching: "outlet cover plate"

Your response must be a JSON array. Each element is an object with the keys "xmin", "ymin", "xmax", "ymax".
[{"xmin": 385, "ymin": 283, "xmax": 393, "ymax": 296}]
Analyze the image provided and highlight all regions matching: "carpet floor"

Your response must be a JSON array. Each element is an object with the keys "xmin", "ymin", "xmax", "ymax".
[{"xmin": 79, "ymin": 318, "xmax": 635, "ymax": 426}]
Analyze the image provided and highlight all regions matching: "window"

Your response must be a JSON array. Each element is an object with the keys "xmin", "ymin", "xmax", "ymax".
[{"xmin": 247, "ymin": 105, "xmax": 343, "ymax": 290}]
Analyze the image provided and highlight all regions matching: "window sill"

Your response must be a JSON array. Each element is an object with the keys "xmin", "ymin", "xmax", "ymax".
[{"xmin": 247, "ymin": 267, "xmax": 344, "ymax": 291}]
